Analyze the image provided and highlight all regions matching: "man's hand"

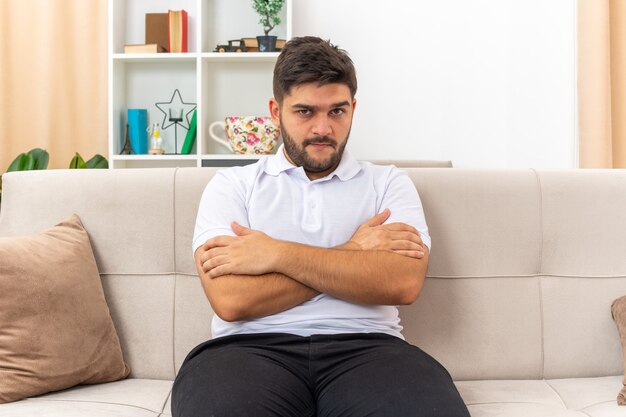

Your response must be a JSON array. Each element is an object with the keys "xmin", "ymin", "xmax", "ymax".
[
  {"xmin": 200, "ymin": 222, "xmax": 282, "ymax": 278},
  {"xmin": 345, "ymin": 209, "xmax": 425, "ymax": 259}
]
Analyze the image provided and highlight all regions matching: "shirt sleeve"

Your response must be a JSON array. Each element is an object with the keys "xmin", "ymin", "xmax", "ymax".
[
  {"xmin": 379, "ymin": 168, "xmax": 431, "ymax": 251},
  {"xmin": 192, "ymin": 169, "xmax": 250, "ymax": 255}
]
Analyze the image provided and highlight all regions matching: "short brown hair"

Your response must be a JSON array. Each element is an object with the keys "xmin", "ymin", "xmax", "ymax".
[{"xmin": 273, "ymin": 36, "xmax": 357, "ymax": 105}]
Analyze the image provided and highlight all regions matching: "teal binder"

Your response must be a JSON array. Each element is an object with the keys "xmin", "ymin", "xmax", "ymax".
[{"xmin": 127, "ymin": 109, "xmax": 148, "ymax": 154}]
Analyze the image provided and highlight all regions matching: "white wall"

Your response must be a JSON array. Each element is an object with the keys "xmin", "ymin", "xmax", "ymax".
[{"xmin": 293, "ymin": 0, "xmax": 577, "ymax": 168}]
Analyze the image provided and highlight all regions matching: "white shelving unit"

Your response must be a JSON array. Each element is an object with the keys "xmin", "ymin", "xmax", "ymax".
[{"xmin": 108, "ymin": 0, "xmax": 292, "ymax": 169}]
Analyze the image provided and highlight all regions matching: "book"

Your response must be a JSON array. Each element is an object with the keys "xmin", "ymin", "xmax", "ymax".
[
  {"xmin": 242, "ymin": 38, "xmax": 258, "ymax": 48},
  {"xmin": 242, "ymin": 38, "xmax": 259, "ymax": 52},
  {"xmin": 146, "ymin": 13, "xmax": 169, "ymax": 52},
  {"xmin": 124, "ymin": 43, "xmax": 166, "ymax": 54},
  {"xmin": 181, "ymin": 109, "xmax": 197, "ymax": 154},
  {"xmin": 168, "ymin": 10, "xmax": 188, "ymax": 53}
]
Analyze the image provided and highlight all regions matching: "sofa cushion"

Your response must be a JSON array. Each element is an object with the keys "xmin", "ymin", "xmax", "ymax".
[
  {"xmin": 0, "ymin": 401, "xmax": 157, "ymax": 417},
  {"xmin": 0, "ymin": 214, "xmax": 130, "ymax": 403},
  {"xmin": 548, "ymin": 376, "xmax": 622, "ymax": 412},
  {"xmin": 456, "ymin": 376, "xmax": 623, "ymax": 417},
  {"xmin": 0, "ymin": 379, "xmax": 171, "ymax": 416},
  {"xmin": 24, "ymin": 378, "xmax": 172, "ymax": 416},
  {"xmin": 0, "ymin": 379, "xmax": 170, "ymax": 416}
]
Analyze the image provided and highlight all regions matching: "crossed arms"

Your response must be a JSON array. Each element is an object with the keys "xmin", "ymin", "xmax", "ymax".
[{"xmin": 194, "ymin": 208, "xmax": 429, "ymax": 322}]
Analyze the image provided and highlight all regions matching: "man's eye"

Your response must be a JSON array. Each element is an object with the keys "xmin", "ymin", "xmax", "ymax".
[
  {"xmin": 330, "ymin": 108, "xmax": 345, "ymax": 116},
  {"xmin": 297, "ymin": 109, "xmax": 311, "ymax": 116}
]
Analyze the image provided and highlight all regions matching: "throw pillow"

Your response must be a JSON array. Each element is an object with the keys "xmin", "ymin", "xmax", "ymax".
[
  {"xmin": 611, "ymin": 295, "xmax": 626, "ymax": 405},
  {"xmin": 0, "ymin": 214, "xmax": 130, "ymax": 403}
]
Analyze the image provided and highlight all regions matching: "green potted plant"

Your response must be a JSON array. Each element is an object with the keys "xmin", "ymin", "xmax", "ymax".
[{"xmin": 252, "ymin": 0, "xmax": 284, "ymax": 52}]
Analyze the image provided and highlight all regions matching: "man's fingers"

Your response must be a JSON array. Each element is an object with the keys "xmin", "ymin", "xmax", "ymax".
[
  {"xmin": 203, "ymin": 240, "xmax": 216, "ymax": 250},
  {"xmin": 208, "ymin": 263, "xmax": 231, "ymax": 278},
  {"xmin": 365, "ymin": 208, "xmax": 391, "ymax": 227},
  {"xmin": 231, "ymin": 221, "xmax": 252, "ymax": 236},
  {"xmin": 389, "ymin": 240, "xmax": 423, "ymax": 252},
  {"xmin": 203, "ymin": 254, "xmax": 229, "ymax": 274},
  {"xmin": 204, "ymin": 246, "xmax": 227, "ymax": 262},
  {"xmin": 380, "ymin": 230, "xmax": 423, "ymax": 247},
  {"xmin": 395, "ymin": 250, "xmax": 425, "ymax": 259},
  {"xmin": 203, "ymin": 236, "xmax": 235, "ymax": 250},
  {"xmin": 381, "ymin": 222, "xmax": 420, "ymax": 235},
  {"xmin": 394, "ymin": 231, "xmax": 423, "ymax": 245}
]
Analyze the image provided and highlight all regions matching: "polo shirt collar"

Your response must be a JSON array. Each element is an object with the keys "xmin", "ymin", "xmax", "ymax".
[
  {"xmin": 330, "ymin": 147, "xmax": 361, "ymax": 181},
  {"xmin": 264, "ymin": 144, "xmax": 297, "ymax": 176},
  {"xmin": 264, "ymin": 144, "xmax": 362, "ymax": 182}
]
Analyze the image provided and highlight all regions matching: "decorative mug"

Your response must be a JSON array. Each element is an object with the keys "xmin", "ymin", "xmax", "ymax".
[{"xmin": 209, "ymin": 116, "xmax": 280, "ymax": 154}]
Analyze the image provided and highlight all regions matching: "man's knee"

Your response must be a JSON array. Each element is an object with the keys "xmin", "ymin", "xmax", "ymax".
[
  {"xmin": 316, "ymin": 338, "xmax": 470, "ymax": 417},
  {"xmin": 172, "ymin": 345, "xmax": 314, "ymax": 417}
]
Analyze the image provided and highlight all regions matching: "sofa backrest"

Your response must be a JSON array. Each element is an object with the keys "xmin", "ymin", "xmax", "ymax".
[
  {"xmin": 367, "ymin": 159, "xmax": 453, "ymax": 168},
  {"xmin": 1, "ymin": 167, "xmax": 625, "ymax": 382}
]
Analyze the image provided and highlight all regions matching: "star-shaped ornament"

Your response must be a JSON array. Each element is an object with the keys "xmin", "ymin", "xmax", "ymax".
[{"xmin": 155, "ymin": 89, "xmax": 197, "ymax": 131}]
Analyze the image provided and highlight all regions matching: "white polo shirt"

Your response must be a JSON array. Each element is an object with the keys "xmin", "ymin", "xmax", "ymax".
[{"xmin": 193, "ymin": 145, "xmax": 431, "ymax": 340}]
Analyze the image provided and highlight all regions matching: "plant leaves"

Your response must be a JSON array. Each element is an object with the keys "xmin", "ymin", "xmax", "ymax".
[
  {"xmin": 7, "ymin": 153, "xmax": 35, "ymax": 172},
  {"xmin": 86, "ymin": 154, "xmax": 109, "ymax": 169},
  {"xmin": 252, "ymin": 0, "xmax": 284, "ymax": 33},
  {"xmin": 27, "ymin": 148, "xmax": 49, "ymax": 170},
  {"xmin": 7, "ymin": 153, "xmax": 26, "ymax": 171},
  {"xmin": 69, "ymin": 153, "xmax": 87, "ymax": 169}
]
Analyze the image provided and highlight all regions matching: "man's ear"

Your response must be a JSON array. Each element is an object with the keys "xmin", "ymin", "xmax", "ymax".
[
  {"xmin": 269, "ymin": 98, "xmax": 280, "ymax": 127},
  {"xmin": 352, "ymin": 98, "xmax": 357, "ymax": 112}
]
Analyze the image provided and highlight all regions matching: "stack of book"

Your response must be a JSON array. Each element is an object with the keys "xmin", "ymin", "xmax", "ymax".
[{"xmin": 123, "ymin": 10, "xmax": 188, "ymax": 54}]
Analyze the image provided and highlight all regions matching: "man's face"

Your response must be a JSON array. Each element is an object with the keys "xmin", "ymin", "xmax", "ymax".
[{"xmin": 270, "ymin": 83, "xmax": 356, "ymax": 180}]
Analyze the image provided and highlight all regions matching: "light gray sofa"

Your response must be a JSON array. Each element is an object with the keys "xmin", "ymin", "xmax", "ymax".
[{"xmin": 1, "ymin": 167, "xmax": 626, "ymax": 417}]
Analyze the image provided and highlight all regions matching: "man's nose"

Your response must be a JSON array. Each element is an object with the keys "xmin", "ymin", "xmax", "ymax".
[{"xmin": 311, "ymin": 114, "xmax": 332, "ymax": 137}]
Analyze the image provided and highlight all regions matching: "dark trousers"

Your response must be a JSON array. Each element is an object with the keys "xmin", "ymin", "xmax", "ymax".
[{"xmin": 172, "ymin": 333, "xmax": 470, "ymax": 417}]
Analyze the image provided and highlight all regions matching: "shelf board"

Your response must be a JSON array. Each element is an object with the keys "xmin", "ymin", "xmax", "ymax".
[
  {"xmin": 200, "ymin": 154, "xmax": 264, "ymax": 168},
  {"xmin": 110, "ymin": 154, "xmax": 272, "ymax": 161},
  {"xmin": 201, "ymin": 52, "xmax": 280, "ymax": 63},
  {"xmin": 112, "ymin": 154, "xmax": 198, "ymax": 161},
  {"xmin": 200, "ymin": 154, "xmax": 269, "ymax": 159},
  {"xmin": 111, "ymin": 52, "xmax": 278, "ymax": 64},
  {"xmin": 112, "ymin": 53, "xmax": 198, "ymax": 63}
]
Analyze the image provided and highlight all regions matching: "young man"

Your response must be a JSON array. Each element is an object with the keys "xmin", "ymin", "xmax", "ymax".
[{"xmin": 173, "ymin": 36, "xmax": 469, "ymax": 417}]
